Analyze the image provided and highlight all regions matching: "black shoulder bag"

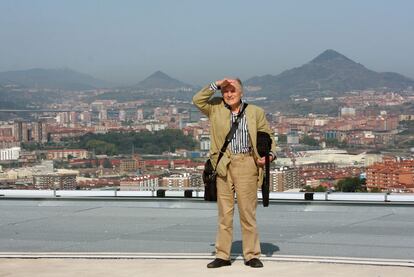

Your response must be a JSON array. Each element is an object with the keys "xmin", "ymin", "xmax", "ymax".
[{"xmin": 203, "ymin": 103, "xmax": 248, "ymax": 201}]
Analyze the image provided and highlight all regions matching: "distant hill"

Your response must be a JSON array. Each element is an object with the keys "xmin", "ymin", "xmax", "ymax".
[
  {"xmin": 134, "ymin": 71, "xmax": 194, "ymax": 90},
  {"xmin": 89, "ymin": 70, "xmax": 196, "ymax": 102},
  {"xmin": 0, "ymin": 83, "xmax": 83, "ymax": 112},
  {"xmin": 0, "ymin": 68, "xmax": 112, "ymax": 90},
  {"xmin": 245, "ymin": 49, "xmax": 414, "ymax": 99}
]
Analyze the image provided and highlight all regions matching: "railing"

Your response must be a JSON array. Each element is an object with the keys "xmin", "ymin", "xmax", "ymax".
[{"xmin": 1, "ymin": 189, "xmax": 414, "ymax": 203}]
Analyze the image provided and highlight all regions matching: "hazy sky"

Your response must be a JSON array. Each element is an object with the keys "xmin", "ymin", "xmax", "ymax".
[{"xmin": 0, "ymin": 0, "xmax": 413, "ymax": 86}]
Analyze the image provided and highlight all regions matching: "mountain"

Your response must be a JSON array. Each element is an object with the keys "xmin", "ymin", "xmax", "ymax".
[
  {"xmin": 92, "ymin": 71, "xmax": 196, "ymax": 102},
  {"xmin": 134, "ymin": 71, "xmax": 194, "ymax": 90},
  {"xmin": 245, "ymin": 49, "xmax": 414, "ymax": 98},
  {"xmin": 0, "ymin": 68, "xmax": 112, "ymax": 90}
]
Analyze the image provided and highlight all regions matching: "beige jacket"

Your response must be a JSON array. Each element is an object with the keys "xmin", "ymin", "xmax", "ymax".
[{"xmin": 193, "ymin": 85, "xmax": 276, "ymax": 188}]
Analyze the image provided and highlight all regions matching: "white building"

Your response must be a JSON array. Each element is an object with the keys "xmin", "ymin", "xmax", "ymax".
[
  {"xmin": 0, "ymin": 147, "xmax": 20, "ymax": 161},
  {"xmin": 276, "ymin": 149, "xmax": 383, "ymax": 168},
  {"xmin": 99, "ymin": 109, "xmax": 108, "ymax": 121},
  {"xmin": 145, "ymin": 123, "xmax": 167, "ymax": 132},
  {"xmin": 119, "ymin": 110, "xmax": 126, "ymax": 121},
  {"xmin": 200, "ymin": 134, "xmax": 211, "ymax": 151},
  {"xmin": 2, "ymin": 160, "xmax": 54, "ymax": 180},
  {"xmin": 137, "ymin": 109, "xmax": 144, "ymax": 121},
  {"xmin": 314, "ymin": 119, "xmax": 328, "ymax": 126},
  {"xmin": 287, "ymin": 130, "xmax": 299, "ymax": 144},
  {"xmin": 120, "ymin": 175, "xmax": 159, "ymax": 191},
  {"xmin": 33, "ymin": 171, "xmax": 78, "ymax": 190},
  {"xmin": 340, "ymin": 107, "xmax": 356, "ymax": 117}
]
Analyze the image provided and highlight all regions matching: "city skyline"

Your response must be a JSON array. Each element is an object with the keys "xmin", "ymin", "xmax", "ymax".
[{"xmin": 0, "ymin": 0, "xmax": 413, "ymax": 85}]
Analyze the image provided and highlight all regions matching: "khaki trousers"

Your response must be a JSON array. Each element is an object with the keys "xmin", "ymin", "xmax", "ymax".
[{"xmin": 215, "ymin": 153, "xmax": 260, "ymax": 261}]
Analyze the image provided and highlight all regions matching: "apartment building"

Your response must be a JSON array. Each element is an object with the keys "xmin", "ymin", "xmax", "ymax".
[
  {"xmin": 269, "ymin": 167, "xmax": 300, "ymax": 192},
  {"xmin": 366, "ymin": 160, "xmax": 414, "ymax": 192}
]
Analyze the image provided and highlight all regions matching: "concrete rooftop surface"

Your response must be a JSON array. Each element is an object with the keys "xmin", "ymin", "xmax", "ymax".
[
  {"xmin": 0, "ymin": 197, "xmax": 413, "ymax": 276},
  {"xmin": 1, "ymin": 258, "xmax": 413, "ymax": 277}
]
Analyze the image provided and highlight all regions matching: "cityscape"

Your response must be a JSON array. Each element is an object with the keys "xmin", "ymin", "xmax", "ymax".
[{"xmin": 1, "ymin": 49, "xmax": 414, "ymax": 194}]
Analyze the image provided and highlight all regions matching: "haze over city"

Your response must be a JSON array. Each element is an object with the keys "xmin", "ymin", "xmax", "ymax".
[{"xmin": 0, "ymin": 0, "xmax": 413, "ymax": 85}]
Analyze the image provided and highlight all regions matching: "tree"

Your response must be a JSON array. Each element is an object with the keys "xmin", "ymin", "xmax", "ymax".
[
  {"xmin": 21, "ymin": 142, "xmax": 41, "ymax": 151},
  {"xmin": 301, "ymin": 135, "xmax": 319, "ymax": 146},
  {"xmin": 315, "ymin": 185, "xmax": 327, "ymax": 192},
  {"xmin": 102, "ymin": 158, "xmax": 112, "ymax": 168},
  {"xmin": 325, "ymin": 138, "xmax": 339, "ymax": 147},
  {"xmin": 77, "ymin": 129, "xmax": 196, "ymax": 155},
  {"xmin": 121, "ymin": 120, "xmax": 134, "ymax": 127},
  {"xmin": 360, "ymin": 178, "xmax": 367, "ymax": 191},
  {"xmin": 278, "ymin": 134, "xmax": 287, "ymax": 144},
  {"xmin": 370, "ymin": 187, "xmax": 381, "ymax": 193},
  {"xmin": 302, "ymin": 185, "xmax": 314, "ymax": 192},
  {"xmin": 85, "ymin": 139, "xmax": 117, "ymax": 155},
  {"xmin": 335, "ymin": 177, "xmax": 362, "ymax": 192}
]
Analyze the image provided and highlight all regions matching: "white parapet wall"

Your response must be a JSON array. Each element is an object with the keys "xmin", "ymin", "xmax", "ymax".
[{"xmin": 1, "ymin": 190, "xmax": 414, "ymax": 202}]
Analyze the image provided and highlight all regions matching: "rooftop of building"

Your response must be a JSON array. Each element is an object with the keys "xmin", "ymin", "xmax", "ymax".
[
  {"xmin": 1, "ymin": 194, "xmax": 413, "ymax": 276},
  {"xmin": 1, "ymin": 258, "xmax": 413, "ymax": 277}
]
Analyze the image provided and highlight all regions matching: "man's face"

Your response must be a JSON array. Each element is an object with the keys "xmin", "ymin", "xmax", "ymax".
[{"xmin": 221, "ymin": 80, "xmax": 242, "ymax": 109}]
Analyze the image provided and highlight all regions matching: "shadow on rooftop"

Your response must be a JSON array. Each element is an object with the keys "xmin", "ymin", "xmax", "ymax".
[
  {"xmin": 228, "ymin": 241, "xmax": 280, "ymax": 261},
  {"xmin": 231, "ymin": 241, "xmax": 280, "ymax": 258}
]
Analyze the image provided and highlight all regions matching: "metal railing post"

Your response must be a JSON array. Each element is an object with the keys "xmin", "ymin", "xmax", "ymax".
[{"xmin": 385, "ymin": 192, "xmax": 390, "ymax": 202}]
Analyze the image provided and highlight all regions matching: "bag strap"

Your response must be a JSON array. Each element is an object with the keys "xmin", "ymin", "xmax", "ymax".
[{"xmin": 214, "ymin": 103, "xmax": 248, "ymax": 171}]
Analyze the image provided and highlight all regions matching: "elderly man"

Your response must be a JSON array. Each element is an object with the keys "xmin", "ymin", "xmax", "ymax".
[{"xmin": 193, "ymin": 78, "xmax": 276, "ymax": 268}]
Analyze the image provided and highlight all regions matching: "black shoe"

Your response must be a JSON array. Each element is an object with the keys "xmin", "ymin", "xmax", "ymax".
[
  {"xmin": 207, "ymin": 258, "xmax": 231, "ymax": 268},
  {"xmin": 245, "ymin": 258, "xmax": 263, "ymax": 268}
]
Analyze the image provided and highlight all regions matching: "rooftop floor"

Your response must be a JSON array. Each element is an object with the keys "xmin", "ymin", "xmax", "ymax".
[
  {"xmin": 1, "ymin": 258, "xmax": 413, "ymax": 277},
  {"xmin": 1, "ymin": 198, "xmax": 413, "ymax": 275}
]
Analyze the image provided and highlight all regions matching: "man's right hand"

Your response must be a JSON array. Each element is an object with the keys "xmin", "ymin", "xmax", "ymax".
[{"xmin": 215, "ymin": 79, "xmax": 231, "ymax": 89}]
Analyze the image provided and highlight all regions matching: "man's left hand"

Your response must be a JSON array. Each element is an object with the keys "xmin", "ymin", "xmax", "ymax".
[{"xmin": 257, "ymin": 155, "xmax": 274, "ymax": 167}]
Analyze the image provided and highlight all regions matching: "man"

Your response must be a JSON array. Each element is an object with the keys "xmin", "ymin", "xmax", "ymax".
[{"xmin": 193, "ymin": 78, "xmax": 276, "ymax": 268}]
